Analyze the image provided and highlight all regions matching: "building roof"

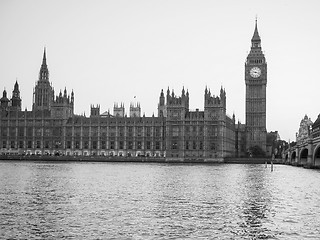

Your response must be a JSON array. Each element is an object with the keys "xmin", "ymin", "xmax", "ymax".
[
  {"xmin": 251, "ymin": 19, "xmax": 261, "ymax": 42},
  {"xmin": 313, "ymin": 114, "xmax": 320, "ymax": 129}
]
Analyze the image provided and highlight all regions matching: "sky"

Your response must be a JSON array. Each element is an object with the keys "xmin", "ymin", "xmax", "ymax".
[{"xmin": 0, "ymin": 0, "xmax": 319, "ymax": 142}]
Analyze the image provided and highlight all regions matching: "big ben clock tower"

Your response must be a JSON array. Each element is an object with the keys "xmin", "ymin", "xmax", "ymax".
[{"xmin": 245, "ymin": 19, "xmax": 267, "ymax": 153}]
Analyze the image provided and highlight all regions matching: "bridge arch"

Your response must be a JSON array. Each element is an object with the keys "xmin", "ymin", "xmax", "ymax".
[
  {"xmin": 299, "ymin": 148, "xmax": 308, "ymax": 166},
  {"xmin": 314, "ymin": 144, "xmax": 320, "ymax": 167},
  {"xmin": 291, "ymin": 151, "xmax": 296, "ymax": 164}
]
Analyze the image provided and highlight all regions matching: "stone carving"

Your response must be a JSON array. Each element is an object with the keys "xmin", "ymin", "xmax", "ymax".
[{"xmin": 296, "ymin": 115, "xmax": 313, "ymax": 144}]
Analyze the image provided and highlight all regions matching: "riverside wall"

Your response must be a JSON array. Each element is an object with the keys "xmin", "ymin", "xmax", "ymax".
[{"xmin": 0, "ymin": 155, "xmax": 277, "ymax": 164}]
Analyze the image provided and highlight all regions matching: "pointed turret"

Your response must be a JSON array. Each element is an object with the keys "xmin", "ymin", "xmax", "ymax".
[
  {"xmin": 14, "ymin": 80, "xmax": 19, "ymax": 91},
  {"xmin": 33, "ymin": 49, "xmax": 53, "ymax": 111},
  {"xmin": 1, "ymin": 90, "xmax": 7, "ymax": 98},
  {"xmin": 0, "ymin": 89, "xmax": 10, "ymax": 109},
  {"xmin": 158, "ymin": 89, "xmax": 166, "ymax": 117},
  {"xmin": 71, "ymin": 90, "xmax": 74, "ymax": 103},
  {"xmin": 2, "ymin": 90, "xmax": 8, "ymax": 99},
  {"xmin": 205, "ymin": 86, "xmax": 209, "ymax": 103},
  {"xmin": 12, "ymin": 80, "xmax": 20, "ymax": 98},
  {"xmin": 251, "ymin": 19, "xmax": 261, "ymax": 48},
  {"xmin": 42, "ymin": 47, "xmax": 47, "ymax": 66},
  {"xmin": 39, "ymin": 47, "xmax": 49, "ymax": 81},
  {"xmin": 11, "ymin": 80, "xmax": 22, "ymax": 110}
]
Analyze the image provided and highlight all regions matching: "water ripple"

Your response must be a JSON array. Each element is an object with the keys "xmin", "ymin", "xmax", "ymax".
[{"xmin": 0, "ymin": 162, "xmax": 320, "ymax": 239}]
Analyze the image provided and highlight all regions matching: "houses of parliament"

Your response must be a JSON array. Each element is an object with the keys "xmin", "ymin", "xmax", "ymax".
[{"xmin": 0, "ymin": 21, "xmax": 267, "ymax": 160}]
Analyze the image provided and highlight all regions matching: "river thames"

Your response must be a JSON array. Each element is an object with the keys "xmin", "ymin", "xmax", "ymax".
[{"xmin": 0, "ymin": 161, "xmax": 319, "ymax": 239}]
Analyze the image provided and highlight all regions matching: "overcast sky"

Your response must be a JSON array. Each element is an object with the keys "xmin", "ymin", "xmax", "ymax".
[{"xmin": 1, "ymin": 0, "xmax": 319, "ymax": 142}]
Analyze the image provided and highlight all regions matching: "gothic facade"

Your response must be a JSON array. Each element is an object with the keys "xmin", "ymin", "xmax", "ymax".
[
  {"xmin": 245, "ymin": 20, "xmax": 267, "ymax": 153},
  {"xmin": 0, "ymin": 21, "xmax": 267, "ymax": 159}
]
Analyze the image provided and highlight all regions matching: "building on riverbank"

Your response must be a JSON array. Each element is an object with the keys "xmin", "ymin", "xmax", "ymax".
[
  {"xmin": 0, "ymin": 50, "xmax": 236, "ymax": 160},
  {"xmin": 282, "ymin": 114, "xmax": 320, "ymax": 167},
  {"xmin": 0, "ymin": 21, "xmax": 269, "ymax": 160}
]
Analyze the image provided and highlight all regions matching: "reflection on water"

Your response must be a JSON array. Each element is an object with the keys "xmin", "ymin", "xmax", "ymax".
[
  {"xmin": 238, "ymin": 165, "xmax": 273, "ymax": 239},
  {"xmin": 0, "ymin": 162, "xmax": 320, "ymax": 239}
]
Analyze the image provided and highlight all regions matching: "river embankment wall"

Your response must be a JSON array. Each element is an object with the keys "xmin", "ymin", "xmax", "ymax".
[{"xmin": 0, "ymin": 155, "xmax": 277, "ymax": 164}]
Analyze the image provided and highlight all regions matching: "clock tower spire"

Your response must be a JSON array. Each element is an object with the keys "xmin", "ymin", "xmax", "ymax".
[
  {"xmin": 251, "ymin": 18, "xmax": 261, "ymax": 47},
  {"xmin": 245, "ymin": 19, "xmax": 267, "ymax": 154}
]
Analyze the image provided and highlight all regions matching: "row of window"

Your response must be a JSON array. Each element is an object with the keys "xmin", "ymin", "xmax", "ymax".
[
  {"xmin": 249, "ymin": 59, "xmax": 264, "ymax": 64},
  {"xmin": 2, "ymin": 140, "xmax": 162, "ymax": 150},
  {"xmin": 1, "ymin": 126, "xmax": 163, "ymax": 138},
  {"xmin": 170, "ymin": 141, "xmax": 216, "ymax": 150},
  {"xmin": 171, "ymin": 126, "xmax": 221, "ymax": 132},
  {"xmin": 1, "ymin": 127, "xmax": 62, "ymax": 137}
]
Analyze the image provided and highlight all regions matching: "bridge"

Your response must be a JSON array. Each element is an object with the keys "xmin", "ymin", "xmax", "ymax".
[{"xmin": 282, "ymin": 115, "xmax": 320, "ymax": 168}]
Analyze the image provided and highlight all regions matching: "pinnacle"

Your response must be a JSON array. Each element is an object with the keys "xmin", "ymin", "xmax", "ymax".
[
  {"xmin": 42, "ymin": 47, "xmax": 47, "ymax": 66},
  {"xmin": 251, "ymin": 19, "xmax": 261, "ymax": 42}
]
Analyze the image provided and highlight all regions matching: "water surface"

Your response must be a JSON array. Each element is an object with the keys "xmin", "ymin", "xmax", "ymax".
[{"xmin": 0, "ymin": 162, "xmax": 319, "ymax": 239}]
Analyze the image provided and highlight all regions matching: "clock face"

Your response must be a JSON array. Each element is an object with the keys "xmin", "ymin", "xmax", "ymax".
[{"xmin": 250, "ymin": 67, "xmax": 261, "ymax": 78}]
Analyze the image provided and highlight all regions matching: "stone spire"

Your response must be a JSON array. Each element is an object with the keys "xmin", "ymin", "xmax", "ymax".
[
  {"xmin": 33, "ymin": 48, "xmax": 53, "ymax": 111},
  {"xmin": 39, "ymin": 47, "xmax": 49, "ymax": 81},
  {"xmin": 11, "ymin": 80, "xmax": 22, "ymax": 110},
  {"xmin": 42, "ymin": 47, "xmax": 47, "ymax": 66},
  {"xmin": 251, "ymin": 18, "xmax": 261, "ymax": 48},
  {"xmin": 0, "ymin": 89, "xmax": 10, "ymax": 110},
  {"xmin": 14, "ymin": 80, "xmax": 19, "ymax": 92}
]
